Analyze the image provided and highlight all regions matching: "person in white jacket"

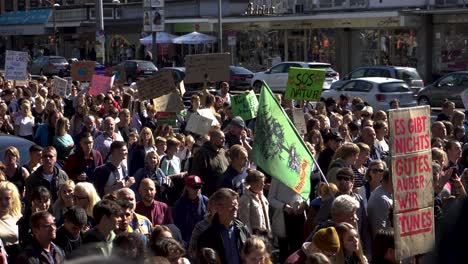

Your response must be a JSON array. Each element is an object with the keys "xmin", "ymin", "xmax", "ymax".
[{"xmin": 238, "ymin": 169, "xmax": 270, "ymax": 233}]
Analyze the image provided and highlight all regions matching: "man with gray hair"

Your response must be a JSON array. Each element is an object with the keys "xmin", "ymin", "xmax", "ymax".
[
  {"xmin": 94, "ymin": 116, "xmax": 124, "ymax": 160},
  {"xmin": 331, "ymin": 194, "xmax": 360, "ymax": 228}
]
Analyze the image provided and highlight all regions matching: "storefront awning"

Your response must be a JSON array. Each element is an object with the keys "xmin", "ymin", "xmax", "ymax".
[{"xmin": 0, "ymin": 9, "xmax": 52, "ymax": 36}]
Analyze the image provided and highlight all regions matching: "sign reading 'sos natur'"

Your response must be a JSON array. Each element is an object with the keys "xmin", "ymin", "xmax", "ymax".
[
  {"xmin": 389, "ymin": 105, "xmax": 434, "ymax": 260},
  {"xmin": 285, "ymin": 67, "xmax": 325, "ymax": 101}
]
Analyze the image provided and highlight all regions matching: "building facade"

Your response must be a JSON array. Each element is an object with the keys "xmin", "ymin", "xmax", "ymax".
[{"xmin": 0, "ymin": 0, "xmax": 467, "ymax": 82}]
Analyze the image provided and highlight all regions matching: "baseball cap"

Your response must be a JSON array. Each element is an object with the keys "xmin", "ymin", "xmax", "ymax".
[
  {"xmin": 324, "ymin": 131, "xmax": 343, "ymax": 143},
  {"xmin": 230, "ymin": 116, "xmax": 246, "ymax": 129},
  {"xmin": 185, "ymin": 175, "xmax": 204, "ymax": 187}
]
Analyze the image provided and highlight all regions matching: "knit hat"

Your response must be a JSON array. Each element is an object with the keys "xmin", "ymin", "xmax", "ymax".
[{"xmin": 312, "ymin": 227, "xmax": 340, "ymax": 254}]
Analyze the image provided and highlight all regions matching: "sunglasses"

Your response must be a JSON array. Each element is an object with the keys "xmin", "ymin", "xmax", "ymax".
[
  {"xmin": 190, "ymin": 185, "xmax": 202, "ymax": 189},
  {"xmin": 336, "ymin": 176, "xmax": 352, "ymax": 182},
  {"xmin": 371, "ymin": 168, "xmax": 385, "ymax": 173}
]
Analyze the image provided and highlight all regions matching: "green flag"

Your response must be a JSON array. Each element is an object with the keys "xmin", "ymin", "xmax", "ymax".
[{"xmin": 252, "ymin": 82, "xmax": 312, "ymax": 199}]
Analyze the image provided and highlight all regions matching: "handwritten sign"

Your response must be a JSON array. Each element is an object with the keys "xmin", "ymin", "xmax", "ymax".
[
  {"xmin": 292, "ymin": 108, "xmax": 307, "ymax": 135},
  {"xmin": 186, "ymin": 113, "xmax": 213, "ymax": 136},
  {"xmin": 105, "ymin": 65, "xmax": 126, "ymax": 86},
  {"xmin": 231, "ymin": 90, "xmax": 259, "ymax": 121},
  {"xmin": 71, "ymin": 61, "xmax": 95, "ymax": 82},
  {"xmin": 153, "ymin": 92, "xmax": 185, "ymax": 113},
  {"xmin": 198, "ymin": 108, "xmax": 220, "ymax": 126},
  {"xmin": 389, "ymin": 106, "xmax": 434, "ymax": 260},
  {"xmin": 285, "ymin": 67, "xmax": 326, "ymax": 101},
  {"xmin": 53, "ymin": 76, "xmax": 68, "ymax": 97},
  {"xmin": 184, "ymin": 53, "xmax": 230, "ymax": 84},
  {"xmin": 137, "ymin": 71, "xmax": 176, "ymax": 101},
  {"xmin": 89, "ymin": 75, "xmax": 115, "ymax": 96},
  {"xmin": 5, "ymin": 50, "xmax": 28, "ymax": 81}
]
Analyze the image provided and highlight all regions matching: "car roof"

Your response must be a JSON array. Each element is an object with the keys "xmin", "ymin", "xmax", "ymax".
[
  {"xmin": 161, "ymin": 67, "xmax": 185, "ymax": 71},
  {"xmin": 355, "ymin": 77, "xmax": 405, "ymax": 83},
  {"xmin": 356, "ymin": 65, "xmax": 416, "ymax": 70}
]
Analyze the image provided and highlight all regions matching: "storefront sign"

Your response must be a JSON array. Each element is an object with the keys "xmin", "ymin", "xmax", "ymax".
[
  {"xmin": 5, "ymin": 50, "xmax": 28, "ymax": 81},
  {"xmin": 137, "ymin": 71, "xmax": 176, "ymax": 100},
  {"xmin": 285, "ymin": 67, "xmax": 325, "ymax": 101},
  {"xmin": 53, "ymin": 76, "xmax": 68, "ymax": 98},
  {"xmin": 389, "ymin": 106, "xmax": 434, "ymax": 260},
  {"xmin": 89, "ymin": 75, "xmax": 115, "ymax": 96},
  {"xmin": 231, "ymin": 90, "xmax": 259, "ymax": 121},
  {"xmin": 71, "ymin": 61, "xmax": 95, "ymax": 82},
  {"xmin": 184, "ymin": 53, "xmax": 230, "ymax": 84},
  {"xmin": 153, "ymin": 92, "xmax": 185, "ymax": 113}
]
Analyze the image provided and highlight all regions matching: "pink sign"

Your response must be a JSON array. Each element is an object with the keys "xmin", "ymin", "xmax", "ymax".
[{"xmin": 89, "ymin": 74, "xmax": 115, "ymax": 96}]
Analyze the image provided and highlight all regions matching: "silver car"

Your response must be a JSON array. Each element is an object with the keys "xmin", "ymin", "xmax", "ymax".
[
  {"xmin": 321, "ymin": 77, "xmax": 417, "ymax": 111},
  {"xmin": 29, "ymin": 56, "xmax": 69, "ymax": 76}
]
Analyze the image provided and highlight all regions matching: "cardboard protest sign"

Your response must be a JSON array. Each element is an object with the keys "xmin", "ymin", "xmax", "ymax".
[
  {"xmin": 231, "ymin": 91, "xmax": 259, "ymax": 121},
  {"xmin": 153, "ymin": 92, "xmax": 185, "ymax": 113},
  {"xmin": 105, "ymin": 65, "xmax": 126, "ymax": 85},
  {"xmin": 292, "ymin": 108, "xmax": 307, "ymax": 135},
  {"xmin": 184, "ymin": 53, "xmax": 230, "ymax": 84},
  {"xmin": 13, "ymin": 80, "xmax": 28, "ymax": 87},
  {"xmin": 71, "ymin": 61, "xmax": 95, "ymax": 82},
  {"xmin": 89, "ymin": 75, "xmax": 115, "ymax": 96},
  {"xmin": 53, "ymin": 76, "xmax": 68, "ymax": 97},
  {"xmin": 285, "ymin": 67, "xmax": 326, "ymax": 101},
  {"xmin": 185, "ymin": 113, "xmax": 213, "ymax": 135},
  {"xmin": 5, "ymin": 50, "xmax": 28, "ymax": 81},
  {"xmin": 198, "ymin": 108, "xmax": 220, "ymax": 126},
  {"xmin": 137, "ymin": 71, "xmax": 176, "ymax": 101},
  {"xmin": 389, "ymin": 106, "xmax": 434, "ymax": 260},
  {"xmin": 178, "ymin": 80, "xmax": 186, "ymax": 96}
]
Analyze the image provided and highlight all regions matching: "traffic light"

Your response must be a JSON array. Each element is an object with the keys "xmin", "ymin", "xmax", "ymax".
[{"xmin": 55, "ymin": 30, "xmax": 60, "ymax": 41}]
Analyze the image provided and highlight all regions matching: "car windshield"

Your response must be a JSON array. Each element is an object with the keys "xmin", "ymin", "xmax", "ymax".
[
  {"xmin": 230, "ymin": 67, "xmax": 252, "ymax": 74},
  {"xmin": 137, "ymin": 61, "xmax": 157, "ymax": 70},
  {"xmin": 50, "ymin": 58, "xmax": 67, "ymax": 64},
  {"xmin": 396, "ymin": 68, "xmax": 421, "ymax": 81},
  {"xmin": 379, "ymin": 82, "xmax": 411, "ymax": 93}
]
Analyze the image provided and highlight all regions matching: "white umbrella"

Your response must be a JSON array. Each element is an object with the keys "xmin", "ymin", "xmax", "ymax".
[
  {"xmin": 173, "ymin": 31, "xmax": 217, "ymax": 45},
  {"xmin": 139, "ymin": 32, "xmax": 178, "ymax": 45}
]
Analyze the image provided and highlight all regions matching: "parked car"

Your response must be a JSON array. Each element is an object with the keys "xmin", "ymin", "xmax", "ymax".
[
  {"xmin": 29, "ymin": 56, "xmax": 69, "ymax": 76},
  {"xmin": 333, "ymin": 66, "xmax": 424, "ymax": 93},
  {"xmin": 251, "ymin": 61, "xmax": 339, "ymax": 93},
  {"xmin": 160, "ymin": 67, "xmax": 216, "ymax": 106},
  {"xmin": 120, "ymin": 60, "xmax": 158, "ymax": 84},
  {"xmin": 417, "ymin": 71, "xmax": 468, "ymax": 108},
  {"xmin": 228, "ymin": 66, "xmax": 254, "ymax": 90},
  {"xmin": 321, "ymin": 77, "xmax": 417, "ymax": 111},
  {"xmin": 0, "ymin": 135, "xmax": 35, "ymax": 165}
]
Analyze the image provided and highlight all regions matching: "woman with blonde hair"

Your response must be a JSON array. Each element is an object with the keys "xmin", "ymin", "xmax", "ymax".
[
  {"xmin": 53, "ymin": 116, "xmax": 74, "ymax": 163},
  {"xmin": 14, "ymin": 100, "xmax": 35, "ymax": 140},
  {"xmin": 132, "ymin": 150, "xmax": 168, "ymax": 201},
  {"xmin": 0, "ymin": 181, "xmax": 22, "ymax": 261},
  {"xmin": 241, "ymin": 236, "xmax": 272, "ymax": 264},
  {"xmin": 52, "ymin": 180, "xmax": 75, "ymax": 221},
  {"xmin": 451, "ymin": 110, "xmax": 465, "ymax": 128},
  {"xmin": 327, "ymin": 143, "xmax": 360, "ymax": 183},
  {"xmin": 3, "ymin": 146, "xmax": 29, "ymax": 197},
  {"xmin": 128, "ymin": 126, "xmax": 157, "ymax": 176},
  {"xmin": 335, "ymin": 222, "xmax": 368, "ymax": 264},
  {"xmin": 74, "ymin": 182, "xmax": 101, "ymax": 227}
]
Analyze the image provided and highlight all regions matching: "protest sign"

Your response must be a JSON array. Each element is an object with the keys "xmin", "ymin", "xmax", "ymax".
[
  {"xmin": 389, "ymin": 106, "xmax": 434, "ymax": 260},
  {"xmin": 285, "ymin": 67, "xmax": 326, "ymax": 101},
  {"xmin": 89, "ymin": 75, "xmax": 115, "ymax": 96},
  {"xmin": 178, "ymin": 80, "xmax": 186, "ymax": 96},
  {"xmin": 185, "ymin": 113, "xmax": 213, "ymax": 135},
  {"xmin": 105, "ymin": 65, "xmax": 126, "ymax": 85},
  {"xmin": 71, "ymin": 61, "xmax": 95, "ymax": 82},
  {"xmin": 153, "ymin": 92, "xmax": 185, "ymax": 113},
  {"xmin": 198, "ymin": 108, "xmax": 220, "ymax": 126},
  {"xmin": 230, "ymin": 91, "xmax": 259, "ymax": 121},
  {"xmin": 156, "ymin": 112, "xmax": 178, "ymax": 128},
  {"xmin": 5, "ymin": 50, "xmax": 28, "ymax": 81},
  {"xmin": 53, "ymin": 76, "xmax": 68, "ymax": 97},
  {"xmin": 137, "ymin": 71, "xmax": 176, "ymax": 101},
  {"xmin": 292, "ymin": 108, "xmax": 307, "ymax": 135},
  {"xmin": 184, "ymin": 53, "xmax": 230, "ymax": 84},
  {"xmin": 13, "ymin": 80, "xmax": 28, "ymax": 87}
]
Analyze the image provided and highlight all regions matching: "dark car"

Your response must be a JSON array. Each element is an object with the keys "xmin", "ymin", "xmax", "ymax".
[
  {"xmin": 417, "ymin": 71, "xmax": 468, "ymax": 108},
  {"xmin": 29, "ymin": 56, "xmax": 69, "ymax": 77},
  {"xmin": 333, "ymin": 66, "xmax": 424, "ymax": 93},
  {"xmin": 0, "ymin": 135, "xmax": 35, "ymax": 165},
  {"xmin": 120, "ymin": 60, "xmax": 158, "ymax": 84},
  {"xmin": 228, "ymin": 66, "xmax": 254, "ymax": 91},
  {"xmin": 160, "ymin": 67, "xmax": 217, "ymax": 106}
]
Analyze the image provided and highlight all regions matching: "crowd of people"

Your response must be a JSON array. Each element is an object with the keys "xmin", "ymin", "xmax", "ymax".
[{"xmin": 0, "ymin": 72, "xmax": 465, "ymax": 264}]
